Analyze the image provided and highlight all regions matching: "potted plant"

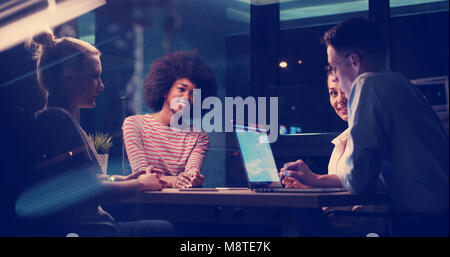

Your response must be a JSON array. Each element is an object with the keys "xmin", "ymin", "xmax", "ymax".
[{"xmin": 88, "ymin": 132, "xmax": 113, "ymax": 175}]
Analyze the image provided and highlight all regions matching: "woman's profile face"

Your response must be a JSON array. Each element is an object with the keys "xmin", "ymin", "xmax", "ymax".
[
  {"xmin": 71, "ymin": 55, "xmax": 104, "ymax": 109},
  {"xmin": 165, "ymin": 78, "xmax": 196, "ymax": 113},
  {"xmin": 328, "ymin": 75, "xmax": 348, "ymax": 122}
]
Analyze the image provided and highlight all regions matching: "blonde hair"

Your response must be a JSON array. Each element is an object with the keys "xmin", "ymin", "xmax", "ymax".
[{"xmin": 32, "ymin": 29, "xmax": 100, "ymax": 105}]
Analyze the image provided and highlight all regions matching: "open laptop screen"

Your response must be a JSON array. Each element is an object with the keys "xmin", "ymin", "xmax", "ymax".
[{"xmin": 235, "ymin": 125, "xmax": 282, "ymax": 187}]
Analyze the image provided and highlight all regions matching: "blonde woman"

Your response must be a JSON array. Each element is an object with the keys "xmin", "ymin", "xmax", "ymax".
[{"xmin": 30, "ymin": 30, "xmax": 173, "ymax": 236}]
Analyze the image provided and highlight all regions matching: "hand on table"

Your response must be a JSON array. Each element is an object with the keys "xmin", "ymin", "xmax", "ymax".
[
  {"xmin": 172, "ymin": 172, "xmax": 192, "ymax": 188},
  {"xmin": 187, "ymin": 171, "xmax": 204, "ymax": 188},
  {"xmin": 279, "ymin": 159, "xmax": 318, "ymax": 187},
  {"xmin": 171, "ymin": 171, "xmax": 205, "ymax": 188},
  {"xmin": 111, "ymin": 166, "xmax": 165, "ymax": 182},
  {"xmin": 137, "ymin": 172, "xmax": 167, "ymax": 191},
  {"xmin": 97, "ymin": 174, "xmax": 110, "ymax": 181}
]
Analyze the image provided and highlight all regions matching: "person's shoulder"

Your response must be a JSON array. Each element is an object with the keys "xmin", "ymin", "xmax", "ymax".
[
  {"xmin": 355, "ymin": 71, "xmax": 380, "ymax": 85},
  {"xmin": 123, "ymin": 114, "xmax": 147, "ymax": 125},
  {"xmin": 35, "ymin": 107, "xmax": 74, "ymax": 123},
  {"xmin": 197, "ymin": 130, "xmax": 210, "ymax": 140},
  {"xmin": 357, "ymin": 70, "xmax": 408, "ymax": 87},
  {"xmin": 184, "ymin": 127, "xmax": 209, "ymax": 140},
  {"xmin": 34, "ymin": 107, "xmax": 81, "ymax": 139},
  {"xmin": 355, "ymin": 71, "xmax": 398, "ymax": 96},
  {"xmin": 124, "ymin": 114, "xmax": 141, "ymax": 121}
]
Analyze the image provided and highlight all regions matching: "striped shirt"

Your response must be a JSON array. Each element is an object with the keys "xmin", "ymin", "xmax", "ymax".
[{"xmin": 122, "ymin": 114, "xmax": 209, "ymax": 176}]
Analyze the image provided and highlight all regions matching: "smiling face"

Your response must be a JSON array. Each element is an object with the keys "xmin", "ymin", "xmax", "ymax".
[
  {"xmin": 164, "ymin": 78, "xmax": 196, "ymax": 113},
  {"xmin": 328, "ymin": 75, "xmax": 348, "ymax": 122},
  {"xmin": 69, "ymin": 55, "xmax": 104, "ymax": 109}
]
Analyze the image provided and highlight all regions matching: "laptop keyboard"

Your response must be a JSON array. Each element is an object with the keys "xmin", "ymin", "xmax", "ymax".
[{"xmin": 253, "ymin": 187, "xmax": 347, "ymax": 193}]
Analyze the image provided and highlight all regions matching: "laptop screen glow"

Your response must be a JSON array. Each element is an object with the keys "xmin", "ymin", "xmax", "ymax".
[{"xmin": 235, "ymin": 128, "xmax": 280, "ymax": 184}]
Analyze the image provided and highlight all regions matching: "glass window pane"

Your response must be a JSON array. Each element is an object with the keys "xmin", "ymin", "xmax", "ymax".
[
  {"xmin": 280, "ymin": 0, "xmax": 369, "ymax": 29},
  {"xmin": 390, "ymin": 0, "xmax": 448, "ymax": 17}
]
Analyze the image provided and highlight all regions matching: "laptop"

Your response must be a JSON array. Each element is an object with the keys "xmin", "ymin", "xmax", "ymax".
[{"xmin": 234, "ymin": 124, "xmax": 346, "ymax": 193}]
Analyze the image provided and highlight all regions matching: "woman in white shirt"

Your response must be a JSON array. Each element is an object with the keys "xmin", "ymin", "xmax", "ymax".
[
  {"xmin": 280, "ymin": 74, "xmax": 350, "ymax": 188},
  {"xmin": 280, "ymin": 74, "xmax": 389, "ymax": 236}
]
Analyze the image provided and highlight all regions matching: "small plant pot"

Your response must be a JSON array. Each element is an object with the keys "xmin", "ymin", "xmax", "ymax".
[{"xmin": 98, "ymin": 154, "xmax": 109, "ymax": 175}]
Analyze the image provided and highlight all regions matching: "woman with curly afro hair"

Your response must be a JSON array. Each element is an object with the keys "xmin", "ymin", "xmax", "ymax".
[{"xmin": 123, "ymin": 50, "xmax": 217, "ymax": 189}]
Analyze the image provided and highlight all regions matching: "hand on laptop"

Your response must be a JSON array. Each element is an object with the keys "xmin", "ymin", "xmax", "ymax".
[
  {"xmin": 280, "ymin": 159, "xmax": 319, "ymax": 187},
  {"xmin": 280, "ymin": 176, "xmax": 310, "ymax": 189}
]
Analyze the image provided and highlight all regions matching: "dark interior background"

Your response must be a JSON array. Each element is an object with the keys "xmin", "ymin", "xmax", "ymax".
[{"xmin": 1, "ymin": 0, "xmax": 448, "ymax": 187}]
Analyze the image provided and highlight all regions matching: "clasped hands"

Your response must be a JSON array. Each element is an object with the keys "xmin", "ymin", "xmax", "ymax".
[
  {"xmin": 98, "ymin": 166, "xmax": 167, "ymax": 191},
  {"xmin": 103, "ymin": 166, "xmax": 204, "ymax": 190},
  {"xmin": 172, "ymin": 170, "xmax": 205, "ymax": 189}
]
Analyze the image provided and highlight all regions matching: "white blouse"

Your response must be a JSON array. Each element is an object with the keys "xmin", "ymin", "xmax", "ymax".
[
  {"xmin": 327, "ymin": 128, "xmax": 351, "ymax": 186},
  {"xmin": 325, "ymin": 128, "xmax": 390, "ymax": 233}
]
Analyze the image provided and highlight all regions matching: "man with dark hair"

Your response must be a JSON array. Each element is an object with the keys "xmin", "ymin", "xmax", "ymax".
[
  {"xmin": 318, "ymin": 17, "xmax": 448, "ymax": 236},
  {"xmin": 322, "ymin": 17, "xmax": 388, "ymax": 95}
]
